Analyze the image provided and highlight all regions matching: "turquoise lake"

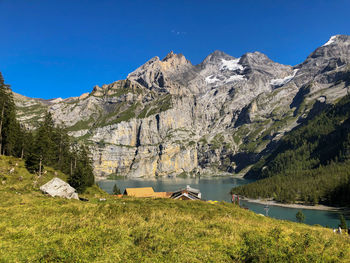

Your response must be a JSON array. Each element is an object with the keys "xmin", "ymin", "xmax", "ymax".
[{"xmin": 97, "ymin": 176, "xmax": 350, "ymax": 228}]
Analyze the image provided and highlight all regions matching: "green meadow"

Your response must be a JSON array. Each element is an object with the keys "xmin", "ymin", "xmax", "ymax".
[{"xmin": 1, "ymin": 156, "xmax": 350, "ymax": 262}]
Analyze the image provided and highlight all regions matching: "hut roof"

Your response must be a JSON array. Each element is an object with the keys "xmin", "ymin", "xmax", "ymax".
[
  {"xmin": 124, "ymin": 187, "xmax": 169, "ymax": 198},
  {"xmin": 171, "ymin": 185, "xmax": 200, "ymax": 196},
  {"xmin": 171, "ymin": 191, "xmax": 201, "ymax": 200},
  {"xmin": 124, "ymin": 187, "xmax": 155, "ymax": 197}
]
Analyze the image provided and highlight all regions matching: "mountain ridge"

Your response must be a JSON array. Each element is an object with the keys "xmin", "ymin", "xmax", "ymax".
[{"xmin": 13, "ymin": 35, "xmax": 350, "ymax": 178}]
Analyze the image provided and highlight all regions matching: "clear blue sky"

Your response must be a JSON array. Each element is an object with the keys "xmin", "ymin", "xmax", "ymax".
[{"xmin": 1, "ymin": 0, "xmax": 349, "ymax": 99}]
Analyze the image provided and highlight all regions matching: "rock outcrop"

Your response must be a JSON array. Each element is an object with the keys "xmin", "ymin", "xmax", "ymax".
[
  {"xmin": 14, "ymin": 35, "xmax": 350, "ymax": 178},
  {"xmin": 40, "ymin": 178, "xmax": 79, "ymax": 199}
]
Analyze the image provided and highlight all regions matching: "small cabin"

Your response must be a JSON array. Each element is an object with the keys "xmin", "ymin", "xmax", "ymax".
[{"xmin": 170, "ymin": 185, "xmax": 202, "ymax": 200}]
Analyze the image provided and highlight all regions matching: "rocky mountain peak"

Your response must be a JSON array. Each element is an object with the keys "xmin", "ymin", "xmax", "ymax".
[
  {"xmin": 322, "ymin": 35, "xmax": 350, "ymax": 47},
  {"xmin": 127, "ymin": 56, "xmax": 160, "ymax": 77},
  {"xmin": 294, "ymin": 35, "xmax": 350, "ymax": 87},
  {"xmin": 126, "ymin": 51, "xmax": 195, "ymax": 91},
  {"xmin": 160, "ymin": 51, "xmax": 191, "ymax": 70},
  {"xmin": 307, "ymin": 34, "xmax": 350, "ymax": 61},
  {"xmin": 239, "ymin": 51, "xmax": 292, "ymax": 79},
  {"xmin": 162, "ymin": 51, "xmax": 176, "ymax": 61},
  {"xmin": 240, "ymin": 52, "xmax": 271, "ymax": 66},
  {"xmin": 200, "ymin": 50, "xmax": 235, "ymax": 67}
]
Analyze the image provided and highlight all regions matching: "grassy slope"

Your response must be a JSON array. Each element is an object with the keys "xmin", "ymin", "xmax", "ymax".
[{"xmin": 0, "ymin": 156, "xmax": 350, "ymax": 262}]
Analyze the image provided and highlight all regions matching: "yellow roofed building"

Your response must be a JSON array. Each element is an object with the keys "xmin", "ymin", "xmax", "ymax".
[{"xmin": 123, "ymin": 187, "xmax": 170, "ymax": 198}]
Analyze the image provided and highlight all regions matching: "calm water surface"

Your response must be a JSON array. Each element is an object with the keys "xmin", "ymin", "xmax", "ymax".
[{"xmin": 98, "ymin": 176, "xmax": 349, "ymax": 228}]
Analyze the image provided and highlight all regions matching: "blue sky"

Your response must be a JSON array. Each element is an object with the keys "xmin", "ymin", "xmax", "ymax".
[{"xmin": 1, "ymin": 0, "xmax": 349, "ymax": 99}]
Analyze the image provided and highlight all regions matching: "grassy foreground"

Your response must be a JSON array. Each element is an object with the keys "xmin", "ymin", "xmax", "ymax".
[{"xmin": 0, "ymin": 156, "xmax": 350, "ymax": 262}]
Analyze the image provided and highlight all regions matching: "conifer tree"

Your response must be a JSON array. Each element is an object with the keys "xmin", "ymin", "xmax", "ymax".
[
  {"xmin": 113, "ymin": 184, "xmax": 121, "ymax": 195},
  {"xmin": 25, "ymin": 112, "xmax": 56, "ymax": 173},
  {"xmin": 339, "ymin": 214, "xmax": 347, "ymax": 230},
  {"xmin": 37, "ymin": 112, "xmax": 56, "ymax": 164},
  {"xmin": 68, "ymin": 145, "xmax": 94, "ymax": 193},
  {"xmin": 296, "ymin": 210, "xmax": 305, "ymax": 223},
  {"xmin": 15, "ymin": 126, "xmax": 32, "ymax": 159},
  {"xmin": 25, "ymin": 151, "xmax": 42, "ymax": 174},
  {"xmin": 0, "ymin": 73, "xmax": 9, "ymax": 151},
  {"xmin": 0, "ymin": 72, "xmax": 24, "ymax": 157},
  {"xmin": 52, "ymin": 125, "xmax": 72, "ymax": 174}
]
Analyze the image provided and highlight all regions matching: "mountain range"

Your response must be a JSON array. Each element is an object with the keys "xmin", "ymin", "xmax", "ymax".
[{"xmin": 13, "ymin": 35, "xmax": 350, "ymax": 179}]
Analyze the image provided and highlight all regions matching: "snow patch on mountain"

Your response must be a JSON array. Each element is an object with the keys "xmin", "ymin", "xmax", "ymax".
[
  {"xmin": 323, "ymin": 36, "xmax": 337, "ymax": 47},
  {"xmin": 225, "ymin": 75, "xmax": 246, "ymax": 83},
  {"xmin": 205, "ymin": 75, "xmax": 221, "ymax": 84},
  {"xmin": 220, "ymin": 58, "xmax": 244, "ymax": 71},
  {"xmin": 270, "ymin": 69, "xmax": 299, "ymax": 86},
  {"xmin": 206, "ymin": 73, "xmax": 245, "ymax": 85}
]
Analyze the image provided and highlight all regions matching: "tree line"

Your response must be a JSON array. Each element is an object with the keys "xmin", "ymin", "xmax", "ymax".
[
  {"xmin": 233, "ymin": 94, "xmax": 350, "ymax": 207},
  {"xmin": 0, "ymin": 72, "xmax": 94, "ymax": 193}
]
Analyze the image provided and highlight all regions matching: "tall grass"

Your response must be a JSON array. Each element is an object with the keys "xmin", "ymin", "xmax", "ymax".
[{"xmin": 0, "ymin": 156, "xmax": 349, "ymax": 262}]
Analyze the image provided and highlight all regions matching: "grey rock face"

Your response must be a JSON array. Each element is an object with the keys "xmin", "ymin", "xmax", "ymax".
[
  {"xmin": 14, "ymin": 35, "xmax": 350, "ymax": 178},
  {"xmin": 40, "ymin": 177, "xmax": 79, "ymax": 199}
]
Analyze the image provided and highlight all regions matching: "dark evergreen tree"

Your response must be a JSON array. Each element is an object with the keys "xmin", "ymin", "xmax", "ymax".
[
  {"xmin": 69, "ymin": 163, "xmax": 86, "ymax": 193},
  {"xmin": 0, "ymin": 72, "xmax": 9, "ymax": 155},
  {"xmin": 0, "ymin": 72, "xmax": 23, "ymax": 157},
  {"xmin": 113, "ymin": 184, "xmax": 121, "ymax": 195},
  {"xmin": 36, "ymin": 112, "xmax": 56, "ymax": 165},
  {"xmin": 15, "ymin": 127, "xmax": 32, "ymax": 159},
  {"xmin": 25, "ymin": 151, "xmax": 42, "ymax": 174},
  {"xmin": 56, "ymin": 126, "xmax": 73, "ymax": 174},
  {"xmin": 68, "ymin": 145, "xmax": 94, "ymax": 193},
  {"xmin": 25, "ymin": 112, "xmax": 58, "ymax": 174},
  {"xmin": 296, "ymin": 210, "xmax": 305, "ymax": 223},
  {"xmin": 339, "ymin": 214, "xmax": 347, "ymax": 230}
]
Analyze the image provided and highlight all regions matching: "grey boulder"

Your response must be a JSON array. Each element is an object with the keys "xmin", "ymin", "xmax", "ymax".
[{"xmin": 40, "ymin": 177, "xmax": 79, "ymax": 200}]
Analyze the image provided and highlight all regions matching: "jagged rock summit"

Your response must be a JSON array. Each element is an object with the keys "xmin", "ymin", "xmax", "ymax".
[
  {"xmin": 14, "ymin": 35, "xmax": 350, "ymax": 178},
  {"xmin": 127, "ymin": 51, "xmax": 195, "ymax": 94},
  {"xmin": 40, "ymin": 178, "xmax": 79, "ymax": 199}
]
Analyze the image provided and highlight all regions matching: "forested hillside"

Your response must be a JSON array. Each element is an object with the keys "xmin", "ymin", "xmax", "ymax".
[
  {"xmin": 233, "ymin": 95, "xmax": 350, "ymax": 206},
  {"xmin": 0, "ymin": 72, "xmax": 94, "ymax": 192}
]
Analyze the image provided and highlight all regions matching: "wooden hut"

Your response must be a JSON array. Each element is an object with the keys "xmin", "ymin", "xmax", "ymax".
[{"xmin": 170, "ymin": 185, "xmax": 202, "ymax": 200}]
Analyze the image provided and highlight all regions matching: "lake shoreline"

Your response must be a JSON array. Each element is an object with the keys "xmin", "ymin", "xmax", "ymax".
[
  {"xmin": 241, "ymin": 197, "xmax": 345, "ymax": 211},
  {"xmin": 99, "ymin": 177, "xmax": 350, "ymax": 228},
  {"xmin": 96, "ymin": 174, "xmax": 247, "ymax": 182}
]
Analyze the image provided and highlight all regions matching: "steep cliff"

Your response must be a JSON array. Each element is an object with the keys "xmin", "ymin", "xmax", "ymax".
[{"xmin": 14, "ymin": 35, "xmax": 350, "ymax": 178}]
